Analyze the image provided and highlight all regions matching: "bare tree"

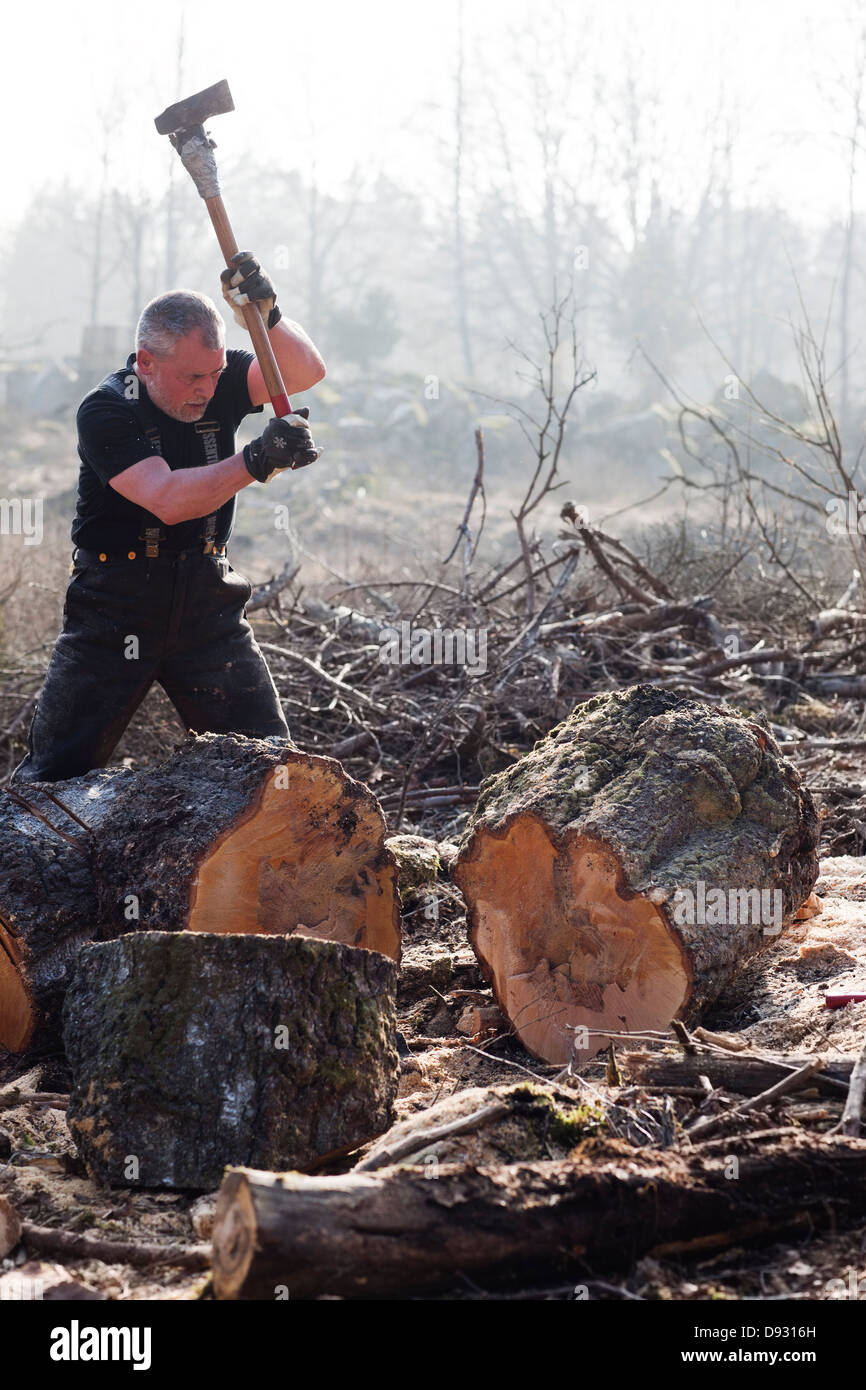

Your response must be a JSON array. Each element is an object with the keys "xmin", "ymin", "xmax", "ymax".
[{"xmin": 476, "ymin": 286, "xmax": 596, "ymax": 616}]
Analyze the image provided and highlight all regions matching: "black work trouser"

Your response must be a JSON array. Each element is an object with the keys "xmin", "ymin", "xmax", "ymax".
[{"xmin": 10, "ymin": 548, "xmax": 289, "ymax": 784}]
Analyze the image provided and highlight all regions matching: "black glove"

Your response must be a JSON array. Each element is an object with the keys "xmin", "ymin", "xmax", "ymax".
[
  {"xmin": 243, "ymin": 408, "xmax": 321, "ymax": 483},
  {"xmin": 220, "ymin": 251, "xmax": 282, "ymax": 330}
]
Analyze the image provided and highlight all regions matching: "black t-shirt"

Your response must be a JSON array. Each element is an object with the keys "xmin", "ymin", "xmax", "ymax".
[{"xmin": 71, "ymin": 348, "xmax": 263, "ymax": 552}]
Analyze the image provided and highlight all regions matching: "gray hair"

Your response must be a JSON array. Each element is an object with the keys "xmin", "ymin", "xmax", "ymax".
[{"xmin": 135, "ymin": 290, "xmax": 224, "ymax": 357}]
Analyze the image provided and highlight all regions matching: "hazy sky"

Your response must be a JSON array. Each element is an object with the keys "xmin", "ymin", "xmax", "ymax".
[{"xmin": 3, "ymin": 0, "xmax": 865, "ymax": 237}]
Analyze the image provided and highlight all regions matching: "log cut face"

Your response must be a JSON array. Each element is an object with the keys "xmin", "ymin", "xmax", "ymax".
[
  {"xmin": 63, "ymin": 932, "xmax": 400, "ymax": 1188},
  {"xmin": 454, "ymin": 685, "xmax": 819, "ymax": 1064},
  {"xmin": 0, "ymin": 771, "xmax": 133, "ymax": 1053},
  {"xmin": 93, "ymin": 732, "xmax": 400, "ymax": 960}
]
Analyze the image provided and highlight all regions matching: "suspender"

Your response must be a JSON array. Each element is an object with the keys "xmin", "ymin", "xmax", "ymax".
[
  {"xmin": 201, "ymin": 513, "xmax": 218, "ymax": 554},
  {"xmin": 100, "ymin": 366, "xmax": 223, "ymax": 558}
]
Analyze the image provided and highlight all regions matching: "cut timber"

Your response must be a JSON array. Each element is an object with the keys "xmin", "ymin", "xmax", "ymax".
[
  {"xmin": 0, "ymin": 733, "xmax": 400, "ymax": 1054},
  {"xmin": 621, "ymin": 1050, "xmax": 854, "ymax": 1097},
  {"xmin": 212, "ymin": 1133, "xmax": 866, "ymax": 1299},
  {"xmin": 94, "ymin": 732, "xmax": 400, "ymax": 958},
  {"xmin": 454, "ymin": 686, "xmax": 818, "ymax": 1065},
  {"xmin": 63, "ymin": 932, "xmax": 399, "ymax": 1189},
  {"xmin": 0, "ymin": 771, "xmax": 133, "ymax": 1053}
]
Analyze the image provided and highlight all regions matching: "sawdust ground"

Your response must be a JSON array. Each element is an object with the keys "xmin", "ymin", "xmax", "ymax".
[{"xmin": 704, "ymin": 856, "xmax": 866, "ymax": 1053}]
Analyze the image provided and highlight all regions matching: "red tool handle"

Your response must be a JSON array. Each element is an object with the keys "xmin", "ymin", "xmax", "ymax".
[
  {"xmin": 204, "ymin": 194, "xmax": 292, "ymax": 417},
  {"xmin": 825, "ymin": 990, "xmax": 866, "ymax": 1009}
]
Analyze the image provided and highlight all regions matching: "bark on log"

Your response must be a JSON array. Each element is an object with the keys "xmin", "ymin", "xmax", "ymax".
[
  {"xmin": 0, "ymin": 771, "xmax": 132, "ymax": 1053},
  {"xmin": 212, "ymin": 1133, "xmax": 866, "ymax": 1299},
  {"xmin": 63, "ymin": 931, "xmax": 399, "ymax": 1189},
  {"xmin": 454, "ymin": 685, "xmax": 819, "ymax": 1064},
  {"xmin": 0, "ymin": 732, "xmax": 400, "ymax": 1054}
]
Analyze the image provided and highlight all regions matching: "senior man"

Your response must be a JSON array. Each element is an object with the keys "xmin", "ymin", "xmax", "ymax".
[{"xmin": 11, "ymin": 253, "xmax": 324, "ymax": 784}]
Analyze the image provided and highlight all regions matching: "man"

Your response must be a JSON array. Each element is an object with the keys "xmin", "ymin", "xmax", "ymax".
[{"xmin": 11, "ymin": 253, "xmax": 325, "ymax": 784}]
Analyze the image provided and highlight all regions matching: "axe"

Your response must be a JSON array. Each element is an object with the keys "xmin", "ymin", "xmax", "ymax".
[{"xmin": 154, "ymin": 79, "xmax": 292, "ymax": 418}]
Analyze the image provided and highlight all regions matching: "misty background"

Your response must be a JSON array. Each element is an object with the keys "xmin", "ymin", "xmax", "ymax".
[{"xmin": 3, "ymin": 0, "xmax": 866, "ymax": 583}]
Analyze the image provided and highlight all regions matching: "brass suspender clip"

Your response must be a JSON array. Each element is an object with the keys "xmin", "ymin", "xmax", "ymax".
[
  {"xmin": 201, "ymin": 513, "xmax": 218, "ymax": 554},
  {"xmin": 142, "ymin": 526, "xmax": 161, "ymax": 558}
]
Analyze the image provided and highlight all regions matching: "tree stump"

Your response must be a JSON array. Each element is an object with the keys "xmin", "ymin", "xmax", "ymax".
[
  {"xmin": 0, "ymin": 733, "xmax": 400, "ymax": 1054},
  {"xmin": 454, "ymin": 685, "xmax": 819, "ymax": 1064},
  {"xmin": 63, "ymin": 932, "xmax": 399, "ymax": 1188}
]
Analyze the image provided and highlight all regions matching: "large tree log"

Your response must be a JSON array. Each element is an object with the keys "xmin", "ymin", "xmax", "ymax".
[
  {"xmin": 0, "ymin": 732, "xmax": 400, "ymax": 1054},
  {"xmin": 211, "ymin": 1133, "xmax": 866, "ymax": 1299},
  {"xmin": 0, "ymin": 772, "xmax": 132, "ymax": 1053},
  {"xmin": 454, "ymin": 685, "xmax": 819, "ymax": 1064},
  {"xmin": 92, "ymin": 732, "xmax": 400, "ymax": 955},
  {"xmin": 63, "ymin": 931, "xmax": 399, "ymax": 1188}
]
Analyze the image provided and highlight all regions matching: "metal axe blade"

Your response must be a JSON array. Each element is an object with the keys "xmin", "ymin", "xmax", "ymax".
[{"xmin": 154, "ymin": 79, "xmax": 234, "ymax": 136}]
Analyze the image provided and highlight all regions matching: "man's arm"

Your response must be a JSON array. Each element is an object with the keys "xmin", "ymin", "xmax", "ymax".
[
  {"xmin": 218, "ymin": 252, "xmax": 325, "ymax": 406},
  {"xmin": 246, "ymin": 316, "xmax": 325, "ymax": 407},
  {"xmin": 109, "ymin": 450, "xmax": 253, "ymax": 526},
  {"xmin": 108, "ymin": 415, "xmax": 317, "ymax": 522}
]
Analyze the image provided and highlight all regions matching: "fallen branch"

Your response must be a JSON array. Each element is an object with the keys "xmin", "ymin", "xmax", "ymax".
[
  {"xmin": 246, "ymin": 558, "xmax": 301, "ymax": 613},
  {"xmin": 0, "ymin": 1091, "xmax": 70, "ymax": 1112},
  {"xmin": 621, "ymin": 1051, "xmax": 852, "ymax": 1097},
  {"xmin": 684, "ymin": 1059, "xmax": 821, "ymax": 1142},
  {"xmin": 832, "ymin": 1035, "xmax": 866, "ymax": 1138},
  {"xmin": 354, "ymin": 1099, "xmax": 511, "ymax": 1172},
  {"xmin": 21, "ymin": 1223, "xmax": 210, "ymax": 1271}
]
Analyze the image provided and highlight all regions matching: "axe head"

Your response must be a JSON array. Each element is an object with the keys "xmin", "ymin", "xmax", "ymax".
[{"xmin": 154, "ymin": 79, "xmax": 234, "ymax": 136}]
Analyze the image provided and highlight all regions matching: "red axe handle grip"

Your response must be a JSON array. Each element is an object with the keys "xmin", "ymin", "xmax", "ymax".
[{"xmin": 204, "ymin": 194, "xmax": 292, "ymax": 418}]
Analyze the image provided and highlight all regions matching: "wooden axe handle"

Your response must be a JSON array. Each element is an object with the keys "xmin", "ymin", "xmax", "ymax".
[{"xmin": 204, "ymin": 194, "xmax": 292, "ymax": 418}]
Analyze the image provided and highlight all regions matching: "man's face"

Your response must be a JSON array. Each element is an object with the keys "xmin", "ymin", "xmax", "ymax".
[{"xmin": 136, "ymin": 333, "xmax": 227, "ymax": 422}]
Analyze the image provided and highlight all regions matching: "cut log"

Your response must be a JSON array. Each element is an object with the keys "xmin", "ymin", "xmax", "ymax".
[
  {"xmin": 63, "ymin": 931, "xmax": 399, "ymax": 1188},
  {"xmin": 454, "ymin": 685, "xmax": 819, "ymax": 1064},
  {"xmin": 212, "ymin": 1133, "xmax": 866, "ymax": 1299},
  {"xmin": 93, "ymin": 732, "xmax": 400, "ymax": 957},
  {"xmin": 0, "ymin": 771, "xmax": 132, "ymax": 1053},
  {"xmin": 0, "ymin": 732, "xmax": 400, "ymax": 1054}
]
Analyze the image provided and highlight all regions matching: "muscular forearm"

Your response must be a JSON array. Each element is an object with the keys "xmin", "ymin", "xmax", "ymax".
[
  {"xmin": 161, "ymin": 451, "xmax": 254, "ymax": 526},
  {"xmin": 266, "ymin": 317, "xmax": 325, "ymax": 393}
]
